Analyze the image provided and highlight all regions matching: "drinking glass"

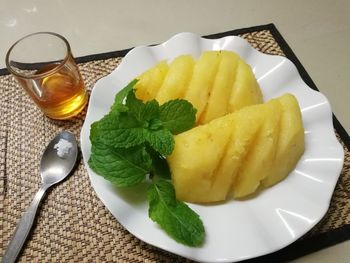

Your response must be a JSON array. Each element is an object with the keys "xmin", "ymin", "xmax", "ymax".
[{"xmin": 6, "ymin": 32, "xmax": 88, "ymax": 119}]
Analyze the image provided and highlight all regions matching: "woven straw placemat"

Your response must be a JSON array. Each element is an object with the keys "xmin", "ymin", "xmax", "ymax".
[{"xmin": 1, "ymin": 24, "xmax": 349, "ymax": 262}]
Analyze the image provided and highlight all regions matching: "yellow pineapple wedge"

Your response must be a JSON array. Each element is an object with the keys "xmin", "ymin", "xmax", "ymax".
[
  {"xmin": 168, "ymin": 115, "xmax": 234, "ymax": 203},
  {"xmin": 232, "ymin": 99, "xmax": 281, "ymax": 198},
  {"xmin": 134, "ymin": 61, "xmax": 169, "ymax": 101},
  {"xmin": 134, "ymin": 51, "xmax": 263, "ymax": 124},
  {"xmin": 228, "ymin": 60, "xmax": 263, "ymax": 113},
  {"xmin": 199, "ymin": 51, "xmax": 240, "ymax": 124},
  {"xmin": 168, "ymin": 99, "xmax": 278, "ymax": 203},
  {"xmin": 155, "ymin": 55, "xmax": 195, "ymax": 104},
  {"xmin": 184, "ymin": 51, "xmax": 221, "ymax": 121},
  {"xmin": 262, "ymin": 94, "xmax": 305, "ymax": 187},
  {"xmin": 168, "ymin": 93, "xmax": 304, "ymax": 203},
  {"xmin": 209, "ymin": 104, "xmax": 262, "ymax": 202}
]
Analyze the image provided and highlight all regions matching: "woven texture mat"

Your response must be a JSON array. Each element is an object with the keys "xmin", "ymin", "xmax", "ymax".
[{"xmin": 1, "ymin": 26, "xmax": 350, "ymax": 262}]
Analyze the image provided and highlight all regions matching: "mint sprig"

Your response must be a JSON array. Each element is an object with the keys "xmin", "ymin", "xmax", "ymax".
[
  {"xmin": 88, "ymin": 143, "xmax": 151, "ymax": 187},
  {"xmin": 88, "ymin": 79, "xmax": 204, "ymax": 247},
  {"xmin": 148, "ymin": 180, "xmax": 205, "ymax": 246},
  {"xmin": 159, "ymin": 99, "xmax": 197, "ymax": 134}
]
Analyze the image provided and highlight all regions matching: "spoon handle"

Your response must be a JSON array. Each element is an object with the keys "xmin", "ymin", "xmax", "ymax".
[{"xmin": 2, "ymin": 184, "xmax": 50, "ymax": 263}]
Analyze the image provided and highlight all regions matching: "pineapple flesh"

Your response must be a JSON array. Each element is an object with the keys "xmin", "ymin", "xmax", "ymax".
[
  {"xmin": 168, "ymin": 94, "xmax": 304, "ymax": 203},
  {"xmin": 134, "ymin": 50, "xmax": 263, "ymax": 124},
  {"xmin": 133, "ymin": 51, "xmax": 304, "ymax": 203}
]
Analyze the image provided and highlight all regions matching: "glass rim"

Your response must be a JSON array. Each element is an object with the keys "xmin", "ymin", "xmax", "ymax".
[{"xmin": 5, "ymin": 32, "xmax": 72, "ymax": 79}]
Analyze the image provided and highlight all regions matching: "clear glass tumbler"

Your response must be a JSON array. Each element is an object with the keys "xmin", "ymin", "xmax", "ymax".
[{"xmin": 6, "ymin": 32, "xmax": 88, "ymax": 119}]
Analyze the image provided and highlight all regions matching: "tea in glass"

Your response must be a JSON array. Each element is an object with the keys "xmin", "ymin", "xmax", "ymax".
[{"xmin": 6, "ymin": 32, "xmax": 87, "ymax": 119}]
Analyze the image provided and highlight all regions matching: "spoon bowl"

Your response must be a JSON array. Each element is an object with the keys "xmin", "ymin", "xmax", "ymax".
[{"xmin": 41, "ymin": 131, "xmax": 78, "ymax": 185}]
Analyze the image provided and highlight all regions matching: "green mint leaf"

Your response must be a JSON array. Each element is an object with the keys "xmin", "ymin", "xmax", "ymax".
[
  {"xmin": 159, "ymin": 99, "xmax": 197, "ymax": 134},
  {"xmin": 90, "ymin": 112, "xmax": 146, "ymax": 148},
  {"xmin": 146, "ymin": 146, "xmax": 171, "ymax": 179},
  {"xmin": 88, "ymin": 142, "xmax": 151, "ymax": 187},
  {"xmin": 111, "ymin": 79, "xmax": 138, "ymax": 113},
  {"xmin": 148, "ymin": 118, "xmax": 163, "ymax": 130},
  {"xmin": 126, "ymin": 90, "xmax": 160, "ymax": 122},
  {"xmin": 142, "ymin": 100, "xmax": 160, "ymax": 121},
  {"xmin": 145, "ymin": 128, "xmax": 174, "ymax": 156},
  {"xmin": 147, "ymin": 180, "xmax": 205, "ymax": 247},
  {"xmin": 90, "ymin": 119, "xmax": 101, "ymax": 143},
  {"xmin": 126, "ymin": 89, "xmax": 146, "ymax": 120}
]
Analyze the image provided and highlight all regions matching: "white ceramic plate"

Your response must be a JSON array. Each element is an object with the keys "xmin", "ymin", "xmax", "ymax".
[{"xmin": 80, "ymin": 32, "xmax": 344, "ymax": 262}]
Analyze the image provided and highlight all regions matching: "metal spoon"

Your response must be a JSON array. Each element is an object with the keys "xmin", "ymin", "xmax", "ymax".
[{"xmin": 2, "ymin": 131, "xmax": 78, "ymax": 263}]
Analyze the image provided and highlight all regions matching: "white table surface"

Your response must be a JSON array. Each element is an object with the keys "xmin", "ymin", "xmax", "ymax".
[{"xmin": 1, "ymin": 0, "xmax": 349, "ymax": 262}]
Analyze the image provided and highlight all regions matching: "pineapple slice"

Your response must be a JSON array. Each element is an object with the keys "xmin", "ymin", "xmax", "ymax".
[
  {"xmin": 199, "ymin": 51, "xmax": 240, "ymax": 124},
  {"xmin": 184, "ymin": 51, "xmax": 221, "ymax": 121},
  {"xmin": 232, "ymin": 99, "xmax": 281, "ymax": 198},
  {"xmin": 134, "ymin": 61, "xmax": 169, "ymax": 101},
  {"xmin": 228, "ymin": 60, "xmax": 263, "ymax": 113},
  {"xmin": 156, "ymin": 55, "xmax": 195, "ymax": 104},
  {"xmin": 262, "ymin": 94, "xmax": 305, "ymax": 187},
  {"xmin": 209, "ymin": 104, "xmax": 262, "ymax": 201},
  {"xmin": 168, "ymin": 114, "xmax": 234, "ymax": 203}
]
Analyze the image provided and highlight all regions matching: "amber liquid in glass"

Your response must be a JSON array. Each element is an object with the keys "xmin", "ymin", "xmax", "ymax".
[{"xmin": 31, "ymin": 62, "xmax": 87, "ymax": 119}]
